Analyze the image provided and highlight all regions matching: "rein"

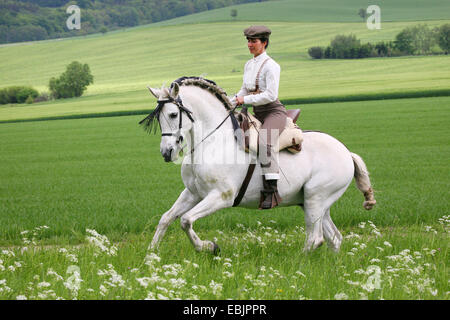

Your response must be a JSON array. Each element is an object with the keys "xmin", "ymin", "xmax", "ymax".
[{"xmin": 144, "ymin": 95, "xmax": 240, "ymax": 156}]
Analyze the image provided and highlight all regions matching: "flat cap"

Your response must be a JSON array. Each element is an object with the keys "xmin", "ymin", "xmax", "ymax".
[{"xmin": 244, "ymin": 25, "xmax": 271, "ymax": 39}]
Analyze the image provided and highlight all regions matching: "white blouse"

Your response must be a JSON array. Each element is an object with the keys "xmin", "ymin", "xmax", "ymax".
[{"xmin": 236, "ymin": 51, "xmax": 281, "ymax": 106}]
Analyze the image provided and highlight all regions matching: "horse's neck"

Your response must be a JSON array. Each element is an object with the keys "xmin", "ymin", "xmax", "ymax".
[{"xmin": 182, "ymin": 87, "xmax": 233, "ymax": 134}]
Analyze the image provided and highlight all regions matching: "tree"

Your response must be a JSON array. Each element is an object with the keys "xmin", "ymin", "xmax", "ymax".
[
  {"xmin": 308, "ymin": 46, "xmax": 324, "ymax": 59},
  {"xmin": 394, "ymin": 27, "xmax": 414, "ymax": 54},
  {"xmin": 49, "ymin": 61, "xmax": 94, "ymax": 99},
  {"xmin": 395, "ymin": 24, "xmax": 435, "ymax": 55},
  {"xmin": 358, "ymin": 8, "xmax": 367, "ymax": 21},
  {"xmin": 230, "ymin": 9, "xmax": 237, "ymax": 20},
  {"xmin": 436, "ymin": 23, "xmax": 450, "ymax": 54},
  {"xmin": 330, "ymin": 34, "xmax": 360, "ymax": 59}
]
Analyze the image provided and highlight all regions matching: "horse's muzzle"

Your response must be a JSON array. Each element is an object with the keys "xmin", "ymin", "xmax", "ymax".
[{"xmin": 162, "ymin": 148, "xmax": 173, "ymax": 162}]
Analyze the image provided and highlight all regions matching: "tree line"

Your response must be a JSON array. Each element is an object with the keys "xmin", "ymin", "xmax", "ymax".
[
  {"xmin": 308, "ymin": 24, "xmax": 450, "ymax": 59},
  {"xmin": 0, "ymin": 0, "xmax": 270, "ymax": 44}
]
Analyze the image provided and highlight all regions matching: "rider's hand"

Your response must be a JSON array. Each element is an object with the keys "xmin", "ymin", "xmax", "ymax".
[{"xmin": 236, "ymin": 96, "xmax": 245, "ymax": 105}]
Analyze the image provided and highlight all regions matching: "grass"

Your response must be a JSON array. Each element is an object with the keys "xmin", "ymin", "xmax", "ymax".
[
  {"xmin": 0, "ymin": 96, "xmax": 448, "ymax": 299},
  {"xmin": 0, "ymin": 0, "xmax": 448, "ymax": 300}
]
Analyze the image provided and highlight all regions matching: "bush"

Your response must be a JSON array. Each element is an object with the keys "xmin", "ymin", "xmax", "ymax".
[
  {"xmin": 49, "ymin": 61, "xmax": 94, "ymax": 99},
  {"xmin": 16, "ymin": 87, "xmax": 39, "ymax": 103},
  {"xmin": 330, "ymin": 34, "xmax": 360, "ymax": 58},
  {"xmin": 308, "ymin": 46, "xmax": 324, "ymax": 59},
  {"xmin": 25, "ymin": 96, "xmax": 34, "ymax": 104},
  {"xmin": 0, "ymin": 86, "xmax": 39, "ymax": 104}
]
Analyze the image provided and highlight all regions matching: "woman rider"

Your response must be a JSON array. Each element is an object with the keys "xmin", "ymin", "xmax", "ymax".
[{"xmin": 233, "ymin": 25, "xmax": 287, "ymax": 209}]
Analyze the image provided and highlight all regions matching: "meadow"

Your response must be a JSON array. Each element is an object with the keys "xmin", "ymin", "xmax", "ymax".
[
  {"xmin": 0, "ymin": 96, "xmax": 448, "ymax": 299},
  {"xmin": 0, "ymin": 0, "xmax": 449, "ymax": 301}
]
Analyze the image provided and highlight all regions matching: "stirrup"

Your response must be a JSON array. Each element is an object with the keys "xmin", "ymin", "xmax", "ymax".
[
  {"xmin": 259, "ymin": 190, "xmax": 281, "ymax": 210},
  {"xmin": 259, "ymin": 179, "xmax": 282, "ymax": 210}
]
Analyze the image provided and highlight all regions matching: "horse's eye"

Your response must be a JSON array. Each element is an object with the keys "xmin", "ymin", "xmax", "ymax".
[{"xmin": 169, "ymin": 112, "xmax": 178, "ymax": 119}]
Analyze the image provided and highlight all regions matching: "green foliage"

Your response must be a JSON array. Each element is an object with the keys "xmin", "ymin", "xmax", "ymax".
[
  {"xmin": 436, "ymin": 23, "xmax": 450, "ymax": 53},
  {"xmin": 358, "ymin": 8, "xmax": 367, "ymax": 20},
  {"xmin": 0, "ymin": 86, "xmax": 39, "ymax": 104},
  {"xmin": 49, "ymin": 61, "xmax": 93, "ymax": 99},
  {"xmin": 395, "ymin": 24, "xmax": 435, "ymax": 55},
  {"xmin": 308, "ymin": 46, "xmax": 323, "ymax": 59},
  {"xmin": 0, "ymin": 0, "xmax": 267, "ymax": 44},
  {"xmin": 310, "ymin": 24, "xmax": 446, "ymax": 59}
]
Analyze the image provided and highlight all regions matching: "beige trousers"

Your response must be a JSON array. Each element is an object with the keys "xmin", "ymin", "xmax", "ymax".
[{"xmin": 253, "ymin": 100, "xmax": 287, "ymax": 179}]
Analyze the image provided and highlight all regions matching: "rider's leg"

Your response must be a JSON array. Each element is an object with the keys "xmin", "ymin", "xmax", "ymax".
[{"xmin": 258, "ymin": 111, "xmax": 286, "ymax": 209}]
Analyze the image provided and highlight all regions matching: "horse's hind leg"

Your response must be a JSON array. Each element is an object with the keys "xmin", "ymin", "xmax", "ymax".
[
  {"xmin": 322, "ymin": 208, "xmax": 343, "ymax": 252},
  {"xmin": 302, "ymin": 194, "xmax": 326, "ymax": 252},
  {"xmin": 149, "ymin": 188, "xmax": 200, "ymax": 251}
]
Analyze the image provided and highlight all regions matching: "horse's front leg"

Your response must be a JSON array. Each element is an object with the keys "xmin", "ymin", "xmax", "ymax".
[
  {"xmin": 180, "ymin": 190, "xmax": 232, "ymax": 254},
  {"xmin": 149, "ymin": 188, "xmax": 200, "ymax": 251}
]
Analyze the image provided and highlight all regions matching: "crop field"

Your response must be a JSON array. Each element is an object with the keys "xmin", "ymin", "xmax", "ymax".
[
  {"xmin": 0, "ymin": 0, "xmax": 449, "ymax": 301},
  {"xmin": 0, "ymin": 96, "xmax": 448, "ymax": 299}
]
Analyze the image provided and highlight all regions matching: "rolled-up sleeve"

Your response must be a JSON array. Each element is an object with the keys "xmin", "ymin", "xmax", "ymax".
[{"xmin": 243, "ymin": 62, "xmax": 280, "ymax": 106}]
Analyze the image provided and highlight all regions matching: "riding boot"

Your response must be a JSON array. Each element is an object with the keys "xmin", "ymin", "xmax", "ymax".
[{"xmin": 259, "ymin": 176, "xmax": 282, "ymax": 210}]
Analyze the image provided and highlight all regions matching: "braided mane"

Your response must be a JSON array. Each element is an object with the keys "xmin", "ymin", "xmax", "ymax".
[
  {"xmin": 172, "ymin": 76, "xmax": 233, "ymax": 111},
  {"xmin": 140, "ymin": 76, "xmax": 235, "ymax": 134}
]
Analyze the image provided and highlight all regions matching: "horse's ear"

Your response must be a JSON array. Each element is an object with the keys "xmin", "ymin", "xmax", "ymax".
[
  {"xmin": 147, "ymin": 87, "xmax": 161, "ymax": 99},
  {"xmin": 169, "ymin": 82, "xmax": 180, "ymax": 100}
]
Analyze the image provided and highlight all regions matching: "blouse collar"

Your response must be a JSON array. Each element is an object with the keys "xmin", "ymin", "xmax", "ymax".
[{"xmin": 252, "ymin": 51, "xmax": 268, "ymax": 63}]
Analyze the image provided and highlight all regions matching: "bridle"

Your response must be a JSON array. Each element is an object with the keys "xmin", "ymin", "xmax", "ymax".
[
  {"xmin": 140, "ymin": 88, "xmax": 240, "ymax": 155},
  {"xmin": 158, "ymin": 96, "xmax": 195, "ymax": 142}
]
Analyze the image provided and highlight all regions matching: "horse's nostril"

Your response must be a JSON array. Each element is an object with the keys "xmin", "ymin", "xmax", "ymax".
[{"xmin": 163, "ymin": 148, "xmax": 173, "ymax": 162}]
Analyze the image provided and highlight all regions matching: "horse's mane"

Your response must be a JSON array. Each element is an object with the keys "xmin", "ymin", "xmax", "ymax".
[
  {"xmin": 140, "ymin": 76, "xmax": 234, "ymax": 134},
  {"xmin": 172, "ymin": 76, "xmax": 233, "ymax": 111}
]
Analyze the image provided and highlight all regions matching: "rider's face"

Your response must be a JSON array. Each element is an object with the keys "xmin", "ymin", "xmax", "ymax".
[{"xmin": 247, "ymin": 38, "xmax": 266, "ymax": 57}]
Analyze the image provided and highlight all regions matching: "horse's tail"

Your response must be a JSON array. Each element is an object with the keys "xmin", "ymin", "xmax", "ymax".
[{"xmin": 351, "ymin": 152, "xmax": 376, "ymax": 210}]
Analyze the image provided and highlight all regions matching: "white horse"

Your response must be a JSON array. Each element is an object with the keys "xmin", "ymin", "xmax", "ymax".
[{"xmin": 142, "ymin": 77, "xmax": 376, "ymax": 254}]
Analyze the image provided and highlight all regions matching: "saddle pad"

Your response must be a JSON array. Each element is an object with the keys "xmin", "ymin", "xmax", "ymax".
[{"xmin": 243, "ymin": 112, "xmax": 303, "ymax": 154}]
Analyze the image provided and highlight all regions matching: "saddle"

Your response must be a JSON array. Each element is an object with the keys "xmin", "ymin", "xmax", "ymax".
[{"xmin": 236, "ymin": 108, "xmax": 303, "ymax": 154}]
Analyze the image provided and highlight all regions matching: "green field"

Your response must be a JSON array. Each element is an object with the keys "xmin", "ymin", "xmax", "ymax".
[
  {"xmin": 155, "ymin": 0, "xmax": 450, "ymax": 25},
  {"xmin": 1, "ymin": 19, "xmax": 450, "ymax": 122},
  {"xmin": 0, "ymin": 0, "xmax": 449, "ymax": 300},
  {"xmin": 0, "ymin": 97, "xmax": 448, "ymax": 299}
]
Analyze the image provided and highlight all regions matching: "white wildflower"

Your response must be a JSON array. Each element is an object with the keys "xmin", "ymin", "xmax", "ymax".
[
  {"xmin": 157, "ymin": 293, "xmax": 169, "ymax": 300},
  {"xmin": 145, "ymin": 253, "xmax": 161, "ymax": 266},
  {"xmin": 209, "ymin": 280, "xmax": 223, "ymax": 296},
  {"xmin": 85, "ymin": 229, "xmax": 117, "ymax": 256},
  {"xmin": 16, "ymin": 295, "xmax": 27, "ymax": 300},
  {"xmin": 37, "ymin": 282, "xmax": 51, "ymax": 289},
  {"xmin": 47, "ymin": 268, "xmax": 64, "ymax": 281},
  {"xmin": 334, "ymin": 293, "xmax": 348, "ymax": 300},
  {"xmin": 223, "ymin": 271, "xmax": 234, "ymax": 278}
]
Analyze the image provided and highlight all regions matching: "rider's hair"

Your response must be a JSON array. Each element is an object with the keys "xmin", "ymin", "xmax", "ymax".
[{"xmin": 247, "ymin": 37, "xmax": 269, "ymax": 49}]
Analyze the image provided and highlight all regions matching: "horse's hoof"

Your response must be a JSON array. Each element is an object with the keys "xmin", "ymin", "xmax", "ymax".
[{"xmin": 212, "ymin": 242, "xmax": 221, "ymax": 256}]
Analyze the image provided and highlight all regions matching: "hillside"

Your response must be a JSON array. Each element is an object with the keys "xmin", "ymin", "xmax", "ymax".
[
  {"xmin": 0, "ymin": 0, "xmax": 266, "ymax": 44},
  {"xmin": 155, "ymin": 0, "xmax": 450, "ymax": 25},
  {"xmin": 0, "ymin": 0, "xmax": 449, "ymax": 122}
]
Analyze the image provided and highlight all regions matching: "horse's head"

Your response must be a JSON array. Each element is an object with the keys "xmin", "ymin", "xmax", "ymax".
[{"xmin": 140, "ymin": 82, "xmax": 194, "ymax": 162}]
